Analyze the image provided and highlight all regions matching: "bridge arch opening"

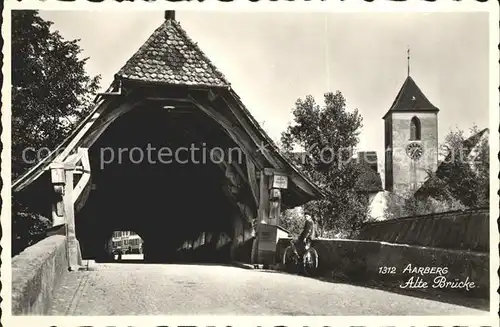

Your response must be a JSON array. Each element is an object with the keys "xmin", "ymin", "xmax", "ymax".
[
  {"xmin": 13, "ymin": 87, "xmax": 321, "ymax": 269},
  {"xmin": 76, "ymin": 101, "xmax": 256, "ymax": 264},
  {"xmin": 104, "ymin": 230, "xmax": 144, "ymax": 261}
]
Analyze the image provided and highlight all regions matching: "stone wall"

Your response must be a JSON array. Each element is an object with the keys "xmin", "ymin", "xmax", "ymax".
[
  {"xmin": 11, "ymin": 235, "xmax": 68, "ymax": 315},
  {"xmin": 276, "ymin": 238, "xmax": 489, "ymax": 299},
  {"xmin": 358, "ymin": 208, "xmax": 489, "ymax": 252}
]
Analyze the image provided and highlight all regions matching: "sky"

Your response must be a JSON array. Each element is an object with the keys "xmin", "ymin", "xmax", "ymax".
[{"xmin": 38, "ymin": 11, "xmax": 490, "ymax": 178}]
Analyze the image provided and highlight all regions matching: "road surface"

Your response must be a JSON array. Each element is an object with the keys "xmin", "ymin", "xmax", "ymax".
[{"xmin": 49, "ymin": 258, "xmax": 488, "ymax": 315}]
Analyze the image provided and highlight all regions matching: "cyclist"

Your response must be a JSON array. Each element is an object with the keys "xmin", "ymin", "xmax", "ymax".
[{"xmin": 295, "ymin": 214, "xmax": 317, "ymax": 257}]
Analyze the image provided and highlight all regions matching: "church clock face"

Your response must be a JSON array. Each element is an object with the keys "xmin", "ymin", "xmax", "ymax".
[{"xmin": 406, "ymin": 142, "xmax": 423, "ymax": 160}]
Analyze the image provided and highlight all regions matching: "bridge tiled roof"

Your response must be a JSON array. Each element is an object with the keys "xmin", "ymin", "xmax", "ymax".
[
  {"xmin": 13, "ymin": 13, "xmax": 324, "ymax": 205},
  {"xmin": 116, "ymin": 18, "xmax": 229, "ymax": 87}
]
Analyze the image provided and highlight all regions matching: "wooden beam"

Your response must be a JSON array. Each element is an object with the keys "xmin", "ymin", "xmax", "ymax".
[
  {"xmin": 268, "ymin": 188, "xmax": 282, "ymax": 225},
  {"xmin": 219, "ymin": 95, "xmax": 284, "ymax": 170},
  {"xmin": 74, "ymin": 178, "xmax": 92, "ymax": 214},
  {"xmin": 263, "ymin": 168, "xmax": 287, "ymax": 176},
  {"xmin": 50, "ymin": 163, "xmax": 66, "ymax": 227},
  {"xmin": 188, "ymin": 94, "xmax": 265, "ymax": 170},
  {"xmin": 89, "ymin": 101, "xmax": 139, "ymax": 133},
  {"xmin": 80, "ymin": 100, "xmax": 141, "ymax": 148},
  {"xmin": 230, "ymin": 159, "xmax": 249, "ymax": 187},
  {"xmin": 288, "ymin": 171, "xmax": 318, "ymax": 198},
  {"xmin": 246, "ymin": 158, "xmax": 260, "ymax": 209},
  {"xmin": 221, "ymin": 183, "xmax": 250, "ymax": 222},
  {"xmin": 51, "ymin": 97, "xmax": 117, "ymax": 165},
  {"xmin": 53, "ymin": 93, "xmax": 138, "ymax": 162},
  {"xmin": 258, "ymin": 170, "xmax": 269, "ymax": 223},
  {"xmin": 72, "ymin": 148, "xmax": 91, "ymax": 205},
  {"xmin": 131, "ymin": 84, "xmax": 190, "ymax": 99},
  {"xmin": 12, "ymin": 85, "xmax": 123, "ymax": 192},
  {"xmin": 144, "ymin": 97, "xmax": 192, "ymax": 103},
  {"xmin": 222, "ymin": 93, "xmax": 320, "ymax": 200},
  {"xmin": 192, "ymin": 90, "xmax": 320, "ymax": 204},
  {"xmin": 81, "ymin": 122, "xmax": 113, "ymax": 148},
  {"xmin": 208, "ymin": 89, "xmax": 219, "ymax": 102},
  {"xmin": 212, "ymin": 154, "xmax": 258, "ymax": 219},
  {"xmin": 64, "ymin": 153, "xmax": 81, "ymax": 169},
  {"xmin": 63, "ymin": 169, "xmax": 80, "ymax": 270}
]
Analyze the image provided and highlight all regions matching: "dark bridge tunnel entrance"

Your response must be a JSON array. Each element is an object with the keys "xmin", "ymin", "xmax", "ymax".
[
  {"xmin": 75, "ymin": 102, "xmax": 256, "ymax": 264},
  {"xmin": 13, "ymin": 85, "xmax": 321, "ymax": 269}
]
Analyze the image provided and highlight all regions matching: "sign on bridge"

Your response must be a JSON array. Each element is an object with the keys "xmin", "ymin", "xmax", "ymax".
[{"xmin": 271, "ymin": 174, "xmax": 288, "ymax": 189}]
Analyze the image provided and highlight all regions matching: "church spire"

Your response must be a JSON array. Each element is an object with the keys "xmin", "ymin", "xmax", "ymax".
[{"xmin": 407, "ymin": 47, "xmax": 410, "ymax": 77}]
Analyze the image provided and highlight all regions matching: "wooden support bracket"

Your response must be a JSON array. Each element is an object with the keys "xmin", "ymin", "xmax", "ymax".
[
  {"xmin": 72, "ymin": 148, "xmax": 91, "ymax": 205},
  {"xmin": 188, "ymin": 93, "xmax": 264, "ymax": 170},
  {"xmin": 246, "ymin": 158, "xmax": 260, "ymax": 210},
  {"xmin": 50, "ymin": 147, "xmax": 92, "ymax": 270}
]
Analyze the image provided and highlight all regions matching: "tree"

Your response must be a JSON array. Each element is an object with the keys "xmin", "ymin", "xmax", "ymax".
[
  {"xmin": 280, "ymin": 208, "xmax": 306, "ymax": 236},
  {"xmin": 280, "ymin": 91, "xmax": 365, "ymax": 237},
  {"xmin": 11, "ymin": 10, "xmax": 100, "ymax": 255},
  {"xmin": 383, "ymin": 189, "xmax": 466, "ymax": 219},
  {"xmin": 12, "ymin": 198, "xmax": 52, "ymax": 256},
  {"xmin": 12, "ymin": 10, "xmax": 100, "ymax": 178},
  {"xmin": 384, "ymin": 125, "xmax": 489, "ymax": 219},
  {"xmin": 431, "ymin": 125, "xmax": 489, "ymax": 207}
]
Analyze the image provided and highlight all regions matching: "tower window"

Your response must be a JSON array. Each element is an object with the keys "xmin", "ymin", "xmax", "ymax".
[{"xmin": 410, "ymin": 116, "xmax": 421, "ymax": 140}]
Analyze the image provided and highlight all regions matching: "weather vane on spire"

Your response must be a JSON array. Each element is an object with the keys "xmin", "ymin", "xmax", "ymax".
[{"xmin": 407, "ymin": 46, "xmax": 411, "ymax": 77}]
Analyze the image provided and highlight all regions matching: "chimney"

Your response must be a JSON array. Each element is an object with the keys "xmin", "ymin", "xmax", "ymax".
[{"xmin": 165, "ymin": 11, "xmax": 175, "ymax": 21}]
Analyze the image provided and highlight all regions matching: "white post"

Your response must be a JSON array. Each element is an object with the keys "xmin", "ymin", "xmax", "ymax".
[
  {"xmin": 50, "ymin": 163, "xmax": 66, "ymax": 227},
  {"xmin": 63, "ymin": 166, "xmax": 80, "ymax": 270},
  {"xmin": 256, "ymin": 171, "xmax": 287, "ymax": 265},
  {"xmin": 268, "ymin": 188, "xmax": 281, "ymax": 226}
]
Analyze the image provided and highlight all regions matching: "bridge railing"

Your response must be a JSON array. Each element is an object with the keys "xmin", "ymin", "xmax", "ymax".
[
  {"xmin": 11, "ymin": 235, "xmax": 68, "ymax": 315},
  {"xmin": 276, "ymin": 238, "xmax": 489, "ymax": 299},
  {"xmin": 358, "ymin": 207, "xmax": 489, "ymax": 252}
]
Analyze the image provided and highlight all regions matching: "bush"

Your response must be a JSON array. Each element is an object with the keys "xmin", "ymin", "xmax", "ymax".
[{"xmin": 12, "ymin": 198, "xmax": 52, "ymax": 256}]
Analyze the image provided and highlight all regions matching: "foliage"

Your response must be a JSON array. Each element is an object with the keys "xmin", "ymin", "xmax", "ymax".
[
  {"xmin": 421, "ymin": 125, "xmax": 489, "ymax": 208},
  {"xmin": 11, "ymin": 10, "xmax": 100, "ymax": 255},
  {"xmin": 280, "ymin": 208, "xmax": 306, "ymax": 236},
  {"xmin": 12, "ymin": 10, "xmax": 101, "ymax": 179},
  {"xmin": 12, "ymin": 198, "xmax": 52, "ymax": 256},
  {"xmin": 383, "ymin": 190, "xmax": 467, "ymax": 219},
  {"xmin": 280, "ymin": 91, "xmax": 365, "ymax": 237},
  {"xmin": 383, "ymin": 125, "xmax": 489, "ymax": 219}
]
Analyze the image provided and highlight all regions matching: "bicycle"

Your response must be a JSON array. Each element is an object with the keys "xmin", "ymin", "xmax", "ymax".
[{"xmin": 282, "ymin": 239, "xmax": 319, "ymax": 276}]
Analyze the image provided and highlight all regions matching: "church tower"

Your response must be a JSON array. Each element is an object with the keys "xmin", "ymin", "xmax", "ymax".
[{"xmin": 383, "ymin": 75, "xmax": 439, "ymax": 195}]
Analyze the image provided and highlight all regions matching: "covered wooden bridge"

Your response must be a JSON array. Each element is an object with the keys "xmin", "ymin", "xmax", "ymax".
[{"xmin": 12, "ymin": 11, "xmax": 322, "ymax": 269}]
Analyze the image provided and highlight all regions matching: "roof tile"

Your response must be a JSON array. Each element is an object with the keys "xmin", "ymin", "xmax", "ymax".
[{"xmin": 116, "ymin": 19, "xmax": 229, "ymax": 87}]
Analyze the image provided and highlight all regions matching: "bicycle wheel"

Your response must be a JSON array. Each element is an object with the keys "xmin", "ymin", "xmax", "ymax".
[
  {"xmin": 302, "ymin": 247, "xmax": 319, "ymax": 276},
  {"xmin": 282, "ymin": 246, "xmax": 298, "ymax": 273}
]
